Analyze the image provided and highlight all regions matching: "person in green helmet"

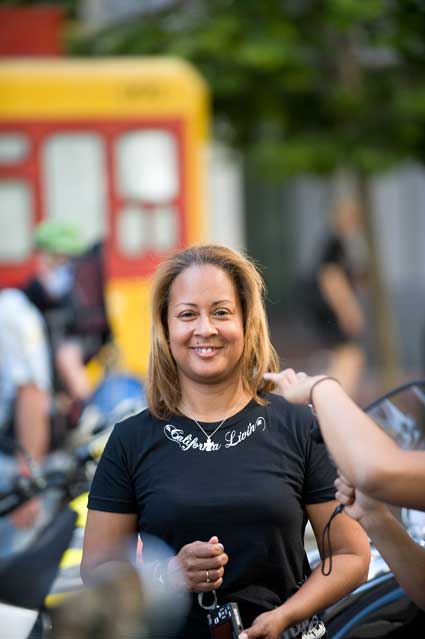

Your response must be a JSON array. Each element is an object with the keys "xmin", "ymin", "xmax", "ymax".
[
  {"xmin": 0, "ymin": 221, "xmax": 88, "ymax": 553},
  {"xmin": 0, "ymin": 220, "xmax": 92, "ymax": 550},
  {"xmin": 0, "ymin": 220, "xmax": 92, "ymax": 459},
  {"xmin": 22, "ymin": 220, "xmax": 92, "ymax": 417}
]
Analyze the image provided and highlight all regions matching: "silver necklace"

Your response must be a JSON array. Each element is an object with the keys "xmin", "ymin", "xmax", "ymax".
[
  {"xmin": 182, "ymin": 398, "xmax": 246, "ymax": 451},
  {"xmin": 187, "ymin": 413, "xmax": 228, "ymax": 449}
]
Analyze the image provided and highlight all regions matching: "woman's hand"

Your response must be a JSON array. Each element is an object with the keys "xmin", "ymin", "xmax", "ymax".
[
  {"xmin": 239, "ymin": 607, "xmax": 288, "ymax": 639},
  {"xmin": 335, "ymin": 473, "xmax": 388, "ymax": 526},
  {"xmin": 168, "ymin": 535, "xmax": 228, "ymax": 592},
  {"xmin": 263, "ymin": 369, "xmax": 326, "ymax": 406}
]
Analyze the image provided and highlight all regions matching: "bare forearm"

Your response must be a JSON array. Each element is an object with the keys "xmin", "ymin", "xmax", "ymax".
[
  {"xmin": 313, "ymin": 380, "xmax": 425, "ymax": 508},
  {"xmin": 81, "ymin": 559, "xmax": 132, "ymax": 587},
  {"xmin": 314, "ymin": 380, "xmax": 394, "ymax": 482},
  {"xmin": 277, "ymin": 554, "xmax": 368, "ymax": 629},
  {"xmin": 15, "ymin": 384, "xmax": 50, "ymax": 461},
  {"xmin": 360, "ymin": 508, "xmax": 425, "ymax": 610}
]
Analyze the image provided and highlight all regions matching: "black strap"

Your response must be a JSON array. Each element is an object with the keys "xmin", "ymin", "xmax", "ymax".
[{"xmin": 320, "ymin": 504, "xmax": 344, "ymax": 576}]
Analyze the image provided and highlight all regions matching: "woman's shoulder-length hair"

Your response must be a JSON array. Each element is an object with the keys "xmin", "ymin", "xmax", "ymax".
[{"xmin": 146, "ymin": 244, "xmax": 279, "ymax": 419}]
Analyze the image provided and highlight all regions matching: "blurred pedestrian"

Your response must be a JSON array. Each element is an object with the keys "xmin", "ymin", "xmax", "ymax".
[
  {"xmin": 302, "ymin": 199, "xmax": 368, "ymax": 398},
  {"xmin": 24, "ymin": 220, "xmax": 92, "ymax": 411},
  {"xmin": 0, "ymin": 287, "xmax": 51, "ymax": 463},
  {"xmin": 0, "ymin": 287, "xmax": 50, "ymax": 552}
]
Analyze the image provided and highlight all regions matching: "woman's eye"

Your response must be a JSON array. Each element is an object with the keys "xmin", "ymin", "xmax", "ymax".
[
  {"xmin": 214, "ymin": 308, "xmax": 230, "ymax": 317},
  {"xmin": 179, "ymin": 311, "xmax": 195, "ymax": 319}
]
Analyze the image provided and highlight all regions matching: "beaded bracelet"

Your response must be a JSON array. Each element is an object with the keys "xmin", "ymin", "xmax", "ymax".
[{"xmin": 308, "ymin": 376, "xmax": 340, "ymax": 410}]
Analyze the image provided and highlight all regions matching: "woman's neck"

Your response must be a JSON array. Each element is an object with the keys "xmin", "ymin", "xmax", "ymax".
[{"xmin": 178, "ymin": 378, "xmax": 251, "ymax": 422}]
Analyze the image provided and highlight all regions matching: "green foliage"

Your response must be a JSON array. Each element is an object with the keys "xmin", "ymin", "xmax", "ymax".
[{"xmin": 68, "ymin": 0, "xmax": 425, "ymax": 176}]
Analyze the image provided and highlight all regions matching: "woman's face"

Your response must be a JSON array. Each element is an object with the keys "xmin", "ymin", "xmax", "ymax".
[{"xmin": 167, "ymin": 264, "xmax": 245, "ymax": 387}]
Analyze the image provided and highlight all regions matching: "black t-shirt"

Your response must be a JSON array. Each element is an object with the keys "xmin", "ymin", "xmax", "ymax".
[{"xmin": 88, "ymin": 393, "xmax": 337, "ymax": 638}]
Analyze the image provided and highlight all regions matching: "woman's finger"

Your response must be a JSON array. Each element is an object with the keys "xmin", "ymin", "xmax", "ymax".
[
  {"xmin": 192, "ymin": 554, "xmax": 228, "ymax": 571},
  {"xmin": 195, "ymin": 577, "xmax": 223, "ymax": 592},
  {"xmin": 335, "ymin": 490, "xmax": 354, "ymax": 506},
  {"xmin": 194, "ymin": 566, "xmax": 225, "ymax": 585},
  {"xmin": 334, "ymin": 479, "xmax": 355, "ymax": 499},
  {"xmin": 281, "ymin": 368, "xmax": 297, "ymax": 382},
  {"xmin": 336, "ymin": 472, "xmax": 353, "ymax": 486},
  {"xmin": 185, "ymin": 540, "xmax": 225, "ymax": 559},
  {"xmin": 263, "ymin": 371, "xmax": 285, "ymax": 383}
]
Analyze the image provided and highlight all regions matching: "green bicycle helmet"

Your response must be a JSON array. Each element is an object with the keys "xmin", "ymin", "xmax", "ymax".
[{"xmin": 33, "ymin": 220, "xmax": 85, "ymax": 256}]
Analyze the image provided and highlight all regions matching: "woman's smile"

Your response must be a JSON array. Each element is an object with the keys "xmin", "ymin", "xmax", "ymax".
[
  {"xmin": 191, "ymin": 345, "xmax": 222, "ymax": 357},
  {"xmin": 167, "ymin": 264, "xmax": 244, "ymax": 385}
]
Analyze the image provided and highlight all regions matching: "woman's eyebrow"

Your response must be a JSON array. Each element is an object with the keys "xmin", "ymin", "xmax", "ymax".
[
  {"xmin": 175, "ymin": 302, "xmax": 198, "ymax": 307},
  {"xmin": 175, "ymin": 299, "xmax": 234, "ymax": 308},
  {"xmin": 211, "ymin": 299, "xmax": 234, "ymax": 306}
]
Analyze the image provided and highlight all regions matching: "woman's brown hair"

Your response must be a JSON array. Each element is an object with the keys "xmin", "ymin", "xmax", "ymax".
[{"xmin": 146, "ymin": 245, "xmax": 279, "ymax": 418}]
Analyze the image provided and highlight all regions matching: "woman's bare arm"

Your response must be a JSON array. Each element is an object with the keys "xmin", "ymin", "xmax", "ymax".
[
  {"xmin": 336, "ymin": 475, "xmax": 425, "ymax": 610},
  {"xmin": 240, "ymin": 500, "xmax": 370, "ymax": 639},
  {"xmin": 80, "ymin": 509, "xmax": 138, "ymax": 585},
  {"xmin": 265, "ymin": 371, "xmax": 425, "ymax": 510},
  {"xmin": 276, "ymin": 500, "xmax": 370, "ymax": 626}
]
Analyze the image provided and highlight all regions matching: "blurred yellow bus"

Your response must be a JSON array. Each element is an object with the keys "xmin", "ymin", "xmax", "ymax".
[{"xmin": 0, "ymin": 57, "xmax": 209, "ymax": 378}]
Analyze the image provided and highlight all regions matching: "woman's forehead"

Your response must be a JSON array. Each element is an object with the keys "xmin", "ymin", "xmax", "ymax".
[{"xmin": 168, "ymin": 264, "xmax": 238, "ymax": 304}]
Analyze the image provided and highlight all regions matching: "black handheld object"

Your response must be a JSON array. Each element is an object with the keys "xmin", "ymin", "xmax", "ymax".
[{"xmin": 207, "ymin": 602, "xmax": 244, "ymax": 639}]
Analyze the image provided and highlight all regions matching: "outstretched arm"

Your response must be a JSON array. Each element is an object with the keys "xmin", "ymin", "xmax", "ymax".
[
  {"xmin": 336, "ymin": 474, "xmax": 425, "ymax": 610},
  {"xmin": 264, "ymin": 370, "xmax": 425, "ymax": 510}
]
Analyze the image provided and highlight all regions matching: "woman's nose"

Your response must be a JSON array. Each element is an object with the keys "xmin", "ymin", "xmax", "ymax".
[{"xmin": 195, "ymin": 313, "xmax": 218, "ymax": 335}]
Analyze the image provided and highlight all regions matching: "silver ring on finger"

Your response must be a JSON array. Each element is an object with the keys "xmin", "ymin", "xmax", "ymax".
[{"xmin": 206, "ymin": 570, "xmax": 211, "ymax": 583}]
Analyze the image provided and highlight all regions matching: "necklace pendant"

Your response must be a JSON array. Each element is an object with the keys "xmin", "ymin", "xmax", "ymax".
[{"xmin": 205, "ymin": 436, "xmax": 213, "ymax": 451}]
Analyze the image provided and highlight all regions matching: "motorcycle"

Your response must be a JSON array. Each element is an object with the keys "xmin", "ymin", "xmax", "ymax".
[
  {"xmin": 0, "ymin": 372, "xmax": 147, "ymax": 638},
  {"xmin": 0, "ymin": 441, "xmax": 189, "ymax": 639}
]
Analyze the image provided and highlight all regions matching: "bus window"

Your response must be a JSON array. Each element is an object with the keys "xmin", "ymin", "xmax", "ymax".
[
  {"xmin": 152, "ymin": 205, "xmax": 178, "ymax": 251},
  {"xmin": 115, "ymin": 129, "xmax": 178, "ymax": 203},
  {"xmin": 42, "ymin": 132, "xmax": 107, "ymax": 245},
  {"xmin": 0, "ymin": 180, "xmax": 32, "ymax": 261},
  {"xmin": 0, "ymin": 133, "xmax": 29, "ymax": 164},
  {"xmin": 117, "ymin": 205, "xmax": 150, "ymax": 257},
  {"xmin": 117, "ymin": 204, "xmax": 179, "ymax": 257}
]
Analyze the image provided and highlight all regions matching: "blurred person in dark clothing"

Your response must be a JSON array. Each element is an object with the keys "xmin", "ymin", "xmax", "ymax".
[{"xmin": 302, "ymin": 200, "xmax": 368, "ymax": 398}]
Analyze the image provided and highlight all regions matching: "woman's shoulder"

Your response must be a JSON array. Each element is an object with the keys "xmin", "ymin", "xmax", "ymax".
[
  {"xmin": 262, "ymin": 392, "xmax": 316, "ymax": 438},
  {"xmin": 263, "ymin": 391, "xmax": 312, "ymax": 417},
  {"xmin": 111, "ymin": 407, "xmax": 157, "ymax": 439}
]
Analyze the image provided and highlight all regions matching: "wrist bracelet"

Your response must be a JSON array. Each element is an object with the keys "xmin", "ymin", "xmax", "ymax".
[
  {"xmin": 308, "ymin": 376, "xmax": 340, "ymax": 409},
  {"xmin": 152, "ymin": 558, "xmax": 169, "ymax": 585}
]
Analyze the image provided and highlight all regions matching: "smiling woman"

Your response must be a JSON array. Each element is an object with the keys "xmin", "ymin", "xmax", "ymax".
[
  {"xmin": 82, "ymin": 245, "xmax": 371, "ymax": 639},
  {"xmin": 147, "ymin": 244, "xmax": 279, "ymax": 420},
  {"xmin": 167, "ymin": 263, "xmax": 245, "ymax": 391}
]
